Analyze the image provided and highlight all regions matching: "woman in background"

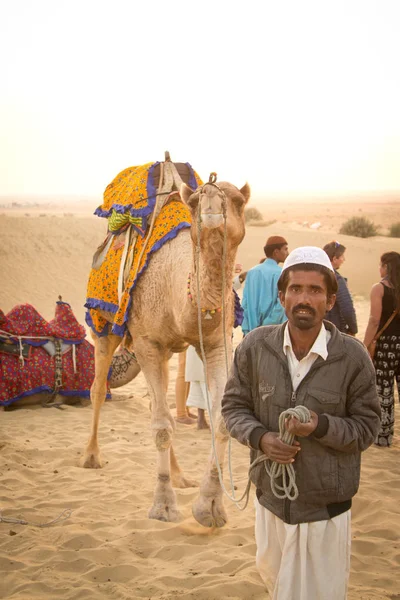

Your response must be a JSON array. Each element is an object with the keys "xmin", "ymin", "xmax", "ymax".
[
  {"xmin": 364, "ymin": 252, "xmax": 400, "ymax": 447},
  {"xmin": 323, "ymin": 241, "xmax": 358, "ymax": 335}
]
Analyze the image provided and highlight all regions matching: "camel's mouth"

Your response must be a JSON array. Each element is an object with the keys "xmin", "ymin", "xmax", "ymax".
[{"xmin": 200, "ymin": 213, "xmax": 224, "ymax": 229}]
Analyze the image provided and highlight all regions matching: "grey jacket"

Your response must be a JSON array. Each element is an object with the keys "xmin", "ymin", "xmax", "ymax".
[{"xmin": 221, "ymin": 321, "xmax": 380, "ymax": 524}]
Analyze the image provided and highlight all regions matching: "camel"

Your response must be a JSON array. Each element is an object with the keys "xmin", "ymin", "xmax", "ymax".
[{"xmin": 82, "ymin": 163, "xmax": 250, "ymax": 527}]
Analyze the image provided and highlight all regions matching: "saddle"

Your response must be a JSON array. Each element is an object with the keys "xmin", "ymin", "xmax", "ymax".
[
  {"xmin": 0, "ymin": 299, "xmax": 104, "ymax": 408},
  {"xmin": 85, "ymin": 153, "xmax": 203, "ymax": 339}
]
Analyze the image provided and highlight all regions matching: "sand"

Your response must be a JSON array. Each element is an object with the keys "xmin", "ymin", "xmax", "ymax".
[{"xmin": 1, "ymin": 199, "xmax": 400, "ymax": 599}]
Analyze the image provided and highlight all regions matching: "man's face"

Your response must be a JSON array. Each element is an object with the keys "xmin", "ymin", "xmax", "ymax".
[
  {"xmin": 274, "ymin": 244, "xmax": 289, "ymax": 264},
  {"xmin": 279, "ymin": 269, "xmax": 335, "ymax": 331}
]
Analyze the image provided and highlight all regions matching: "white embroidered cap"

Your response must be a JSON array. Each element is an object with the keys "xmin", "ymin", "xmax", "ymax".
[{"xmin": 282, "ymin": 246, "xmax": 334, "ymax": 272}]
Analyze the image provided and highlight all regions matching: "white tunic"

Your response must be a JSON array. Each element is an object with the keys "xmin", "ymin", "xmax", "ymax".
[
  {"xmin": 184, "ymin": 346, "xmax": 208, "ymax": 411},
  {"xmin": 255, "ymin": 323, "xmax": 351, "ymax": 600}
]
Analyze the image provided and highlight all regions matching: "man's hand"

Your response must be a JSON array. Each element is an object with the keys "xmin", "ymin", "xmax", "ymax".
[
  {"xmin": 259, "ymin": 432, "xmax": 301, "ymax": 464},
  {"xmin": 285, "ymin": 410, "xmax": 319, "ymax": 437}
]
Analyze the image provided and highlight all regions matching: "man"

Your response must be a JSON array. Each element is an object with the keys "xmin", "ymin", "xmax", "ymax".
[
  {"xmin": 241, "ymin": 236, "xmax": 289, "ymax": 335},
  {"xmin": 222, "ymin": 247, "xmax": 380, "ymax": 600},
  {"xmin": 323, "ymin": 240, "xmax": 358, "ymax": 335}
]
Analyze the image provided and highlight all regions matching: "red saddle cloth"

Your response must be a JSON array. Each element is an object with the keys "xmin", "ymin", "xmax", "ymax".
[{"xmin": 0, "ymin": 301, "xmax": 106, "ymax": 407}]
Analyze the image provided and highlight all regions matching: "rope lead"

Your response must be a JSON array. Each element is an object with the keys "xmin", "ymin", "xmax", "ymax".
[{"xmin": 263, "ymin": 406, "xmax": 310, "ymax": 501}]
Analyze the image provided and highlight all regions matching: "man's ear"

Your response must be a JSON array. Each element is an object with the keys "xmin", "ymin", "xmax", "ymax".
[
  {"xmin": 327, "ymin": 294, "xmax": 336, "ymax": 312},
  {"xmin": 279, "ymin": 290, "xmax": 285, "ymax": 307}
]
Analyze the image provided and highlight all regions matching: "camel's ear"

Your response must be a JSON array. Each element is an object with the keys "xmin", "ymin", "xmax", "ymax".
[
  {"xmin": 240, "ymin": 183, "xmax": 251, "ymax": 204},
  {"xmin": 180, "ymin": 183, "xmax": 197, "ymax": 207}
]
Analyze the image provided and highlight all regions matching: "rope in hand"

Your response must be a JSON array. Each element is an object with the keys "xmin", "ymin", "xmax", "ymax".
[
  {"xmin": 263, "ymin": 406, "xmax": 310, "ymax": 501},
  {"xmin": 228, "ymin": 405, "xmax": 311, "ymax": 510},
  {"xmin": 0, "ymin": 508, "xmax": 72, "ymax": 528}
]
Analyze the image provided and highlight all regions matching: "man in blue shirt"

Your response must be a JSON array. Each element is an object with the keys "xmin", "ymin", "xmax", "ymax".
[{"xmin": 242, "ymin": 236, "xmax": 289, "ymax": 335}]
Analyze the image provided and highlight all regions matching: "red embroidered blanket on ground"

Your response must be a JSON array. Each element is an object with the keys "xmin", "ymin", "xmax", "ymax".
[{"xmin": 0, "ymin": 301, "xmax": 108, "ymax": 406}]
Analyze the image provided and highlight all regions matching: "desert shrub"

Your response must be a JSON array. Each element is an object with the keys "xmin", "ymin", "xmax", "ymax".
[
  {"xmin": 389, "ymin": 222, "xmax": 400, "ymax": 238},
  {"xmin": 244, "ymin": 207, "xmax": 263, "ymax": 223},
  {"xmin": 339, "ymin": 216, "xmax": 377, "ymax": 238},
  {"xmin": 247, "ymin": 218, "xmax": 277, "ymax": 227}
]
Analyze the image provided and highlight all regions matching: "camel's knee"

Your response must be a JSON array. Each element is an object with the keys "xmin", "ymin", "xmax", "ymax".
[
  {"xmin": 153, "ymin": 427, "xmax": 173, "ymax": 451},
  {"xmin": 216, "ymin": 417, "xmax": 230, "ymax": 442}
]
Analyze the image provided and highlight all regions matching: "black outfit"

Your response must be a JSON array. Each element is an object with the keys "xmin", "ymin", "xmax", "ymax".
[
  {"xmin": 373, "ymin": 283, "xmax": 400, "ymax": 446},
  {"xmin": 325, "ymin": 270, "xmax": 358, "ymax": 334}
]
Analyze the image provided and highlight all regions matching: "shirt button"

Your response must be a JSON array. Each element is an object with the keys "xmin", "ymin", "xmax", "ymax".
[{"xmin": 297, "ymin": 373, "xmax": 300, "ymax": 377}]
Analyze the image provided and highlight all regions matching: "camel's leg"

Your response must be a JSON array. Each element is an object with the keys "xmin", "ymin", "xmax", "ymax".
[
  {"xmin": 133, "ymin": 339, "xmax": 182, "ymax": 522},
  {"xmin": 192, "ymin": 343, "xmax": 231, "ymax": 528},
  {"xmin": 82, "ymin": 333, "xmax": 121, "ymax": 469}
]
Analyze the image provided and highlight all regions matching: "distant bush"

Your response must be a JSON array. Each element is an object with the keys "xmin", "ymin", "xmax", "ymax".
[
  {"xmin": 244, "ymin": 207, "xmax": 263, "ymax": 223},
  {"xmin": 389, "ymin": 222, "xmax": 400, "ymax": 238},
  {"xmin": 247, "ymin": 218, "xmax": 278, "ymax": 227},
  {"xmin": 339, "ymin": 216, "xmax": 378, "ymax": 238}
]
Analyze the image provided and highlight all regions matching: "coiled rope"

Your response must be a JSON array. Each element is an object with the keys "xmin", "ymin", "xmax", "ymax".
[{"xmin": 263, "ymin": 406, "xmax": 310, "ymax": 501}]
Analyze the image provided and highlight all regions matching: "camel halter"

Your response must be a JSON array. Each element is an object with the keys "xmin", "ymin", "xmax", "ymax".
[{"xmin": 194, "ymin": 179, "xmax": 309, "ymax": 509}]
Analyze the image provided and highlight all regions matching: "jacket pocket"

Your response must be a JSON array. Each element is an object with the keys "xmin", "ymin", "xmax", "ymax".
[{"xmin": 306, "ymin": 388, "xmax": 341, "ymax": 415}]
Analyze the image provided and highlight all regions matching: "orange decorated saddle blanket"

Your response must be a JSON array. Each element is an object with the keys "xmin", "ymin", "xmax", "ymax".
[{"xmin": 85, "ymin": 161, "xmax": 202, "ymax": 337}]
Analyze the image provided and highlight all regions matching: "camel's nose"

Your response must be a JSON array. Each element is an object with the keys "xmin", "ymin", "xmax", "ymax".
[{"xmin": 201, "ymin": 213, "xmax": 224, "ymax": 229}]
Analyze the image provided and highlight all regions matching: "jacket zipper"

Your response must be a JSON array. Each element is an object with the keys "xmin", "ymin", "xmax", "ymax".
[{"xmin": 262, "ymin": 329, "xmax": 344, "ymax": 524}]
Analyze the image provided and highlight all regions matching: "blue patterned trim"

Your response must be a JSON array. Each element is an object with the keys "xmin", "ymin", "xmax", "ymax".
[
  {"xmin": 59, "ymin": 390, "xmax": 90, "ymax": 397},
  {"xmin": 233, "ymin": 288, "xmax": 244, "ymax": 328},
  {"xmin": 85, "ymin": 309, "xmax": 111, "ymax": 337},
  {"xmin": 0, "ymin": 337, "xmax": 85, "ymax": 347},
  {"xmin": 94, "ymin": 162, "xmax": 164, "ymax": 221},
  {"xmin": 111, "ymin": 222, "xmax": 191, "ymax": 337},
  {"xmin": 0, "ymin": 387, "xmax": 111, "ymax": 406},
  {"xmin": 145, "ymin": 162, "xmax": 158, "ymax": 215},
  {"xmin": 4, "ymin": 338, "xmax": 48, "ymax": 347},
  {"xmin": 0, "ymin": 385, "xmax": 53, "ymax": 406},
  {"xmin": 186, "ymin": 162, "xmax": 198, "ymax": 191},
  {"xmin": 84, "ymin": 298, "xmax": 119, "ymax": 314}
]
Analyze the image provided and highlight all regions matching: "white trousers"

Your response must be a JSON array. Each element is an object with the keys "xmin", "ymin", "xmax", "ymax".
[
  {"xmin": 255, "ymin": 502, "xmax": 351, "ymax": 600},
  {"xmin": 186, "ymin": 381, "xmax": 208, "ymax": 410}
]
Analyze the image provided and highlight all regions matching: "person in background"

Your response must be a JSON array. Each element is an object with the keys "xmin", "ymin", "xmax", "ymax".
[
  {"xmin": 175, "ymin": 350, "xmax": 196, "ymax": 424},
  {"xmin": 184, "ymin": 345, "xmax": 210, "ymax": 430},
  {"xmin": 241, "ymin": 236, "xmax": 289, "ymax": 335},
  {"xmin": 233, "ymin": 263, "xmax": 245, "ymax": 291},
  {"xmin": 222, "ymin": 246, "xmax": 380, "ymax": 600},
  {"xmin": 323, "ymin": 241, "xmax": 358, "ymax": 335},
  {"xmin": 364, "ymin": 251, "xmax": 400, "ymax": 447}
]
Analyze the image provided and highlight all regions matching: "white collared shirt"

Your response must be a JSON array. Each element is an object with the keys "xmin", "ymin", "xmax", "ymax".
[{"xmin": 283, "ymin": 323, "xmax": 331, "ymax": 391}]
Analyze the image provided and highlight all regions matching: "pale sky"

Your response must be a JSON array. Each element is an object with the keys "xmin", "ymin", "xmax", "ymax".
[{"xmin": 1, "ymin": 0, "xmax": 400, "ymax": 199}]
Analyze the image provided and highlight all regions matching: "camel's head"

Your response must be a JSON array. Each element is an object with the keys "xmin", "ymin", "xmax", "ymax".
[{"xmin": 181, "ymin": 180, "xmax": 250, "ymax": 244}]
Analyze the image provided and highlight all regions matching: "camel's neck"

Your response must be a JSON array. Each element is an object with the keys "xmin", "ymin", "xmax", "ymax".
[{"xmin": 189, "ymin": 230, "xmax": 237, "ymax": 309}]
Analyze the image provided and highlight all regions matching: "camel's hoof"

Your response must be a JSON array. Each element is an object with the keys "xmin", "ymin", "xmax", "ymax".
[
  {"xmin": 192, "ymin": 495, "xmax": 227, "ymax": 528},
  {"xmin": 172, "ymin": 474, "xmax": 198, "ymax": 489},
  {"xmin": 81, "ymin": 453, "xmax": 102, "ymax": 469},
  {"xmin": 148, "ymin": 503, "xmax": 182, "ymax": 522}
]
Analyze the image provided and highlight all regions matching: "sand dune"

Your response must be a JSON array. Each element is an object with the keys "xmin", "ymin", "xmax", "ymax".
[{"xmin": 1, "ymin": 203, "xmax": 400, "ymax": 599}]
